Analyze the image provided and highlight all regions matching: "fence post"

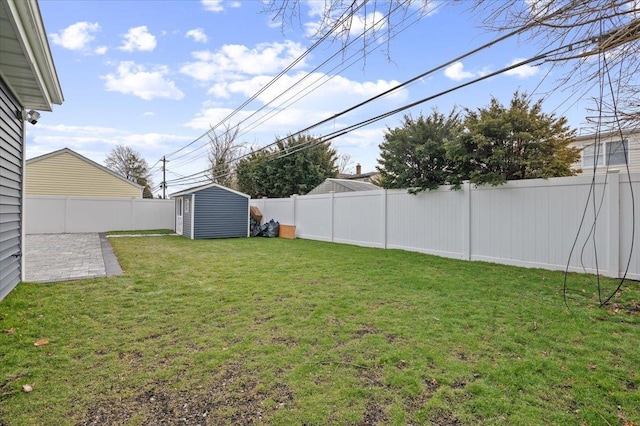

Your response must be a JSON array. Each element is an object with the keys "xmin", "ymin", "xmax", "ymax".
[
  {"xmin": 330, "ymin": 191, "xmax": 335, "ymax": 242},
  {"xmin": 292, "ymin": 194, "xmax": 297, "ymax": 228},
  {"xmin": 130, "ymin": 198, "xmax": 135, "ymax": 231},
  {"xmin": 383, "ymin": 189, "xmax": 388, "ymax": 249},
  {"xmin": 462, "ymin": 181, "xmax": 471, "ymax": 260},
  {"xmin": 64, "ymin": 195, "xmax": 69, "ymax": 233},
  {"xmin": 606, "ymin": 170, "xmax": 620, "ymax": 278}
]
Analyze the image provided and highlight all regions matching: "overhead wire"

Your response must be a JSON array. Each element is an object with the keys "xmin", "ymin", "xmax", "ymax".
[
  {"xmin": 169, "ymin": 33, "xmax": 604, "ymax": 188},
  {"xmin": 165, "ymin": 0, "xmax": 421, "ymax": 170},
  {"xmin": 162, "ymin": 0, "xmax": 369, "ymax": 162},
  {"xmin": 164, "ymin": 12, "xmax": 546, "ymax": 187}
]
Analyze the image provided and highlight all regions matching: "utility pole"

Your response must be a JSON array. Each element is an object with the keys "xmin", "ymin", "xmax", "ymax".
[{"xmin": 161, "ymin": 156, "xmax": 168, "ymax": 199}]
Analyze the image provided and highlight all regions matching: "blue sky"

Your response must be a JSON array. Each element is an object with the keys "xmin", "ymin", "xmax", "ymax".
[{"xmin": 31, "ymin": 0, "xmax": 602, "ymax": 195}]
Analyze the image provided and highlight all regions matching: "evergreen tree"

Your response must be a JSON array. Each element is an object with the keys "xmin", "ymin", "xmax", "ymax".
[
  {"xmin": 447, "ymin": 92, "xmax": 580, "ymax": 186},
  {"xmin": 236, "ymin": 135, "xmax": 338, "ymax": 198},
  {"xmin": 377, "ymin": 110, "xmax": 462, "ymax": 193}
]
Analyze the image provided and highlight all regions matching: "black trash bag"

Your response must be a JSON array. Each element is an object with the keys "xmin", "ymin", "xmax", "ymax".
[
  {"xmin": 260, "ymin": 222, "xmax": 270, "ymax": 235},
  {"xmin": 263, "ymin": 219, "xmax": 280, "ymax": 238},
  {"xmin": 250, "ymin": 218, "xmax": 262, "ymax": 237}
]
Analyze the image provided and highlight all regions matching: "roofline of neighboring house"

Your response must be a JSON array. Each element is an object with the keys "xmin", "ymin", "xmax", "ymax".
[
  {"xmin": 170, "ymin": 182, "xmax": 250, "ymax": 199},
  {"xmin": 574, "ymin": 128, "xmax": 640, "ymax": 143},
  {"xmin": 325, "ymin": 178, "xmax": 379, "ymax": 185},
  {"xmin": 26, "ymin": 148, "xmax": 144, "ymax": 190},
  {"xmin": 339, "ymin": 171, "xmax": 379, "ymax": 179},
  {"xmin": 2, "ymin": 0, "xmax": 64, "ymax": 110}
]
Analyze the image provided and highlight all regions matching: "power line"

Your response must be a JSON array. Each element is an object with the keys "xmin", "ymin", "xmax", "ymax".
[
  {"xmin": 167, "ymin": 34, "xmax": 598, "ymax": 188},
  {"xmin": 165, "ymin": 0, "xmax": 422, "ymax": 169},
  {"xmin": 162, "ymin": 0, "xmax": 369, "ymax": 161}
]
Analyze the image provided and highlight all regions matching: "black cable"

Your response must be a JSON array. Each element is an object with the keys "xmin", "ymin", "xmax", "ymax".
[
  {"xmin": 163, "ymin": 1, "xmax": 368, "ymax": 161},
  {"xmin": 166, "ymin": 34, "xmax": 600, "ymax": 188},
  {"xmin": 166, "ymin": 0, "xmax": 424, "ymax": 168}
]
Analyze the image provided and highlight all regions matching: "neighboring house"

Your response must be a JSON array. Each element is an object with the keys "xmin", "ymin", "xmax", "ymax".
[
  {"xmin": 338, "ymin": 163, "xmax": 380, "ymax": 183},
  {"xmin": 307, "ymin": 178, "xmax": 380, "ymax": 195},
  {"xmin": 26, "ymin": 148, "xmax": 143, "ymax": 198},
  {"xmin": 571, "ymin": 129, "xmax": 640, "ymax": 175},
  {"xmin": 171, "ymin": 183, "xmax": 250, "ymax": 239},
  {"xmin": 0, "ymin": 0, "xmax": 63, "ymax": 300}
]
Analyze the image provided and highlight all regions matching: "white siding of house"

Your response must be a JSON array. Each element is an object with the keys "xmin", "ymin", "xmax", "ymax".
[{"xmin": 571, "ymin": 131, "xmax": 640, "ymax": 175}]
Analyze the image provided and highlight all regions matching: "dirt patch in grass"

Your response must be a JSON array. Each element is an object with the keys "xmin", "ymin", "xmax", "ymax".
[
  {"xmin": 429, "ymin": 408, "xmax": 462, "ymax": 426},
  {"xmin": 359, "ymin": 401, "xmax": 389, "ymax": 425},
  {"xmin": 78, "ymin": 363, "xmax": 295, "ymax": 425}
]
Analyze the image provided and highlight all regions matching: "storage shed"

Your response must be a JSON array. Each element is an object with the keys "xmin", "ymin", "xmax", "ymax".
[{"xmin": 171, "ymin": 183, "xmax": 250, "ymax": 239}]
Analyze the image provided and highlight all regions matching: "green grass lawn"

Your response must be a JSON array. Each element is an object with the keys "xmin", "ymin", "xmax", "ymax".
[{"xmin": 1, "ymin": 237, "xmax": 638, "ymax": 425}]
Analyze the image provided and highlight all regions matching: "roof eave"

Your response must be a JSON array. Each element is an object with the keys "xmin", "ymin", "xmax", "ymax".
[{"xmin": 3, "ymin": 0, "xmax": 63, "ymax": 111}]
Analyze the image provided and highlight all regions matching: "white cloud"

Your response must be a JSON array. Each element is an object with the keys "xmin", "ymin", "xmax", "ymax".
[
  {"xmin": 94, "ymin": 46, "xmax": 108, "ymax": 55},
  {"xmin": 180, "ymin": 41, "xmax": 308, "ymax": 82},
  {"xmin": 102, "ymin": 62, "xmax": 184, "ymax": 100},
  {"xmin": 504, "ymin": 59, "xmax": 540, "ymax": 78},
  {"xmin": 229, "ymin": 1, "xmax": 241, "ymax": 8},
  {"xmin": 142, "ymin": 112, "xmax": 155, "ymax": 117},
  {"xmin": 26, "ymin": 124, "xmax": 187, "ymax": 160},
  {"xmin": 444, "ymin": 62, "xmax": 475, "ymax": 81},
  {"xmin": 201, "ymin": 0, "xmax": 223, "ymax": 12},
  {"xmin": 119, "ymin": 26, "xmax": 157, "ymax": 52},
  {"xmin": 38, "ymin": 124, "xmax": 124, "ymax": 135},
  {"xmin": 186, "ymin": 72, "xmax": 408, "ymax": 136},
  {"xmin": 50, "ymin": 22, "xmax": 100, "ymax": 51},
  {"xmin": 186, "ymin": 28, "xmax": 208, "ymax": 43}
]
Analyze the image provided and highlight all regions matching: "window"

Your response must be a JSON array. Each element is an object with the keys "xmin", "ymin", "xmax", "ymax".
[
  {"xmin": 184, "ymin": 198, "xmax": 190, "ymax": 213},
  {"xmin": 606, "ymin": 140, "xmax": 628, "ymax": 166},
  {"xmin": 582, "ymin": 140, "xmax": 628, "ymax": 168}
]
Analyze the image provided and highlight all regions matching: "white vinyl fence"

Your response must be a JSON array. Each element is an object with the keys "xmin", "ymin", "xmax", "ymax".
[
  {"xmin": 252, "ymin": 171, "xmax": 640, "ymax": 280},
  {"xmin": 26, "ymin": 196, "xmax": 175, "ymax": 234}
]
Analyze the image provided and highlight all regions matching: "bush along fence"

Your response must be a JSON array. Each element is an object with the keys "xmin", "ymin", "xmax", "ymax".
[{"xmin": 251, "ymin": 171, "xmax": 639, "ymax": 280}]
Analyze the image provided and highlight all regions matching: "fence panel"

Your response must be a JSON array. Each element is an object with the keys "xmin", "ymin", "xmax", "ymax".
[
  {"xmin": 25, "ymin": 196, "xmax": 66, "ymax": 234},
  {"xmin": 26, "ymin": 196, "xmax": 175, "ymax": 233},
  {"xmin": 333, "ymin": 190, "xmax": 385, "ymax": 248},
  {"xmin": 248, "ymin": 172, "xmax": 638, "ymax": 279},
  {"xmin": 470, "ymin": 176, "xmax": 611, "ymax": 275},
  {"xmin": 386, "ymin": 188, "xmax": 467, "ymax": 259},
  {"xmin": 295, "ymin": 194, "xmax": 332, "ymax": 241},
  {"xmin": 620, "ymin": 174, "xmax": 640, "ymax": 280}
]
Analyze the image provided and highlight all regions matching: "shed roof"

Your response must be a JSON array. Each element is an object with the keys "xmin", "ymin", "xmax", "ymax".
[
  {"xmin": 170, "ymin": 182, "xmax": 250, "ymax": 199},
  {"xmin": 0, "ymin": 0, "xmax": 63, "ymax": 110},
  {"xmin": 307, "ymin": 178, "xmax": 380, "ymax": 195},
  {"xmin": 27, "ymin": 147, "xmax": 144, "ymax": 190}
]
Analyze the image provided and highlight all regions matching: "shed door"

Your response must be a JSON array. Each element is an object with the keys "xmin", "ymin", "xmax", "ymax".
[{"xmin": 176, "ymin": 198, "xmax": 183, "ymax": 234}]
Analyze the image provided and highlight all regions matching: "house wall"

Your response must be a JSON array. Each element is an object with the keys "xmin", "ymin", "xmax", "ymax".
[
  {"xmin": 25, "ymin": 196, "xmax": 175, "ymax": 233},
  {"xmin": 0, "ymin": 77, "xmax": 24, "ymax": 300},
  {"xmin": 26, "ymin": 151, "xmax": 142, "ymax": 198},
  {"xmin": 571, "ymin": 131, "xmax": 640, "ymax": 175},
  {"xmin": 193, "ymin": 187, "xmax": 248, "ymax": 239},
  {"xmin": 251, "ymin": 172, "xmax": 640, "ymax": 280}
]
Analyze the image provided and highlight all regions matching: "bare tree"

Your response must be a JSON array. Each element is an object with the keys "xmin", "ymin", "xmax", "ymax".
[
  {"xmin": 263, "ymin": 0, "xmax": 435, "ymax": 61},
  {"xmin": 207, "ymin": 124, "xmax": 245, "ymax": 188},
  {"xmin": 470, "ymin": 0, "xmax": 640, "ymax": 129},
  {"xmin": 267, "ymin": 1, "xmax": 640, "ymax": 128},
  {"xmin": 336, "ymin": 152, "xmax": 354, "ymax": 175},
  {"xmin": 104, "ymin": 145, "xmax": 153, "ymax": 198}
]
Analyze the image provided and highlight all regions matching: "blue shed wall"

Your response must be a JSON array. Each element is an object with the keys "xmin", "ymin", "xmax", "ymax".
[{"xmin": 193, "ymin": 187, "xmax": 248, "ymax": 239}]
